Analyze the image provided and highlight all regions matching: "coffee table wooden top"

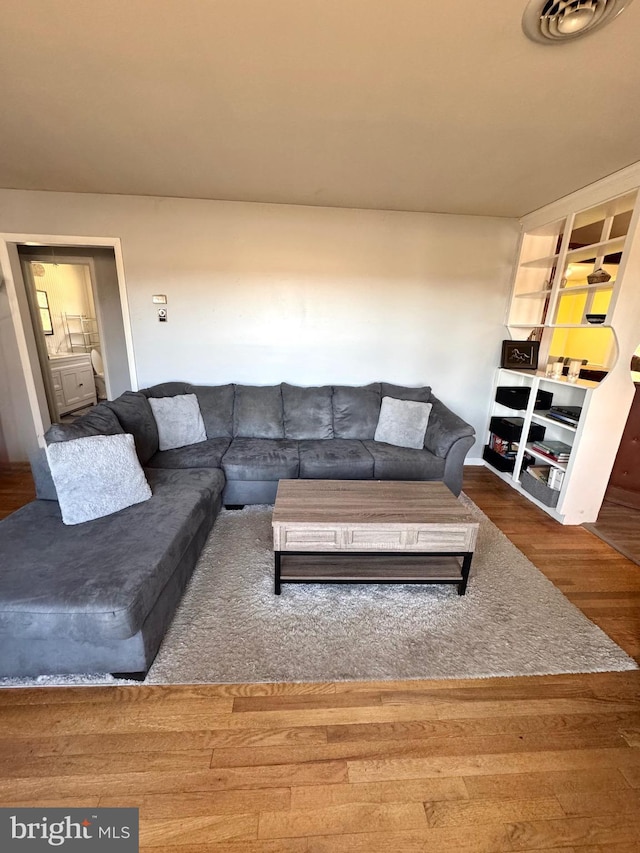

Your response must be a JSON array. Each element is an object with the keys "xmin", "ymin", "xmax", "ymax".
[{"xmin": 273, "ymin": 480, "xmax": 475, "ymax": 525}]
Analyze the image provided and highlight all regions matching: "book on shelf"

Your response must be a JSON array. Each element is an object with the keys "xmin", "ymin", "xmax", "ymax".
[
  {"xmin": 548, "ymin": 467, "xmax": 565, "ymax": 490},
  {"xmin": 526, "ymin": 465, "xmax": 565, "ymax": 490},
  {"xmin": 531, "ymin": 439, "xmax": 571, "ymax": 462},
  {"xmin": 526, "ymin": 465, "xmax": 550, "ymax": 482},
  {"xmin": 489, "ymin": 433, "xmax": 517, "ymax": 457}
]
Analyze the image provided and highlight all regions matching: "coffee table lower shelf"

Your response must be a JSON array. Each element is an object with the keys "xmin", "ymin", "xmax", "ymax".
[{"xmin": 274, "ymin": 551, "xmax": 473, "ymax": 595}]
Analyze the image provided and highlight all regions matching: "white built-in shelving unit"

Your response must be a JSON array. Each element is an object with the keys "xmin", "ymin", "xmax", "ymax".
[
  {"xmin": 486, "ymin": 178, "xmax": 640, "ymax": 524},
  {"xmin": 486, "ymin": 368, "xmax": 596, "ymax": 522}
]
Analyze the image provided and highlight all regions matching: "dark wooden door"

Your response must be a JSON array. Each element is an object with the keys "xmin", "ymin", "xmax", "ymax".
[{"xmin": 606, "ymin": 383, "xmax": 640, "ymax": 509}]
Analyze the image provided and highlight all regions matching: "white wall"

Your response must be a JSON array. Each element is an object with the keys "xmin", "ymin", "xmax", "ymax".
[
  {"xmin": 0, "ymin": 189, "xmax": 519, "ymax": 461},
  {"xmin": 31, "ymin": 262, "xmax": 94, "ymax": 356}
]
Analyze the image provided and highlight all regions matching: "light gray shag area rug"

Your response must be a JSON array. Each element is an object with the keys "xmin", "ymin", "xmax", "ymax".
[{"xmin": 3, "ymin": 495, "xmax": 636, "ymax": 688}]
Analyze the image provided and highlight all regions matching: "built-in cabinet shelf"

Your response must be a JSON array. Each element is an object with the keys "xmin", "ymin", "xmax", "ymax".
[
  {"xmin": 508, "ymin": 190, "xmax": 636, "ymax": 344},
  {"xmin": 489, "ymin": 184, "xmax": 640, "ymax": 524},
  {"xmin": 485, "ymin": 368, "xmax": 594, "ymax": 521}
]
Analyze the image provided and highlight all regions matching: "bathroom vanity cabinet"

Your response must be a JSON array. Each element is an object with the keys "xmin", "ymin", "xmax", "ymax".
[{"xmin": 49, "ymin": 353, "xmax": 97, "ymax": 416}]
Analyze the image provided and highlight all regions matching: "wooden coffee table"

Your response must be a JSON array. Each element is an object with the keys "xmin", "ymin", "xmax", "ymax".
[{"xmin": 272, "ymin": 480, "xmax": 479, "ymax": 595}]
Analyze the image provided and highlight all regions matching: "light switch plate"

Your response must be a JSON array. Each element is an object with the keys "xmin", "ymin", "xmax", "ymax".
[{"xmin": 152, "ymin": 294, "xmax": 167, "ymax": 304}]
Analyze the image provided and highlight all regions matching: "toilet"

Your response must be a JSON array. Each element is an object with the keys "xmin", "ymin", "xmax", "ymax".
[{"xmin": 90, "ymin": 348, "xmax": 107, "ymax": 399}]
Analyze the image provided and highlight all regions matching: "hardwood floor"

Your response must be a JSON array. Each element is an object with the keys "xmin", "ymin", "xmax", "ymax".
[
  {"xmin": 463, "ymin": 468, "xmax": 640, "ymax": 666},
  {"xmin": 585, "ymin": 500, "xmax": 640, "ymax": 567},
  {"xmin": 1, "ymin": 465, "xmax": 639, "ymax": 851},
  {"xmin": 0, "ymin": 464, "xmax": 35, "ymax": 520}
]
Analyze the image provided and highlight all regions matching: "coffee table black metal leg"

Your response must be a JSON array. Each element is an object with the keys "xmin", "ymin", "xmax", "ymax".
[
  {"xmin": 274, "ymin": 551, "xmax": 282, "ymax": 595},
  {"xmin": 458, "ymin": 552, "xmax": 473, "ymax": 595}
]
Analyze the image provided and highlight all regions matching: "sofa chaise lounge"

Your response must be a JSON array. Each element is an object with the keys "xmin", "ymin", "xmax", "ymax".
[{"xmin": 0, "ymin": 381, "xmax": 475, "ymax": 678}]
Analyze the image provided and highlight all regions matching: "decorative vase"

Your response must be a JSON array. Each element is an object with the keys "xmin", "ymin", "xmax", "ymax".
[{"xmin": 587, "ymin": 267, "xmax": 611, "ymax": 285}]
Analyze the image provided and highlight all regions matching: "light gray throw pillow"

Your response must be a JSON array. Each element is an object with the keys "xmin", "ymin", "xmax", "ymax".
[
  {"xmin": 46, "ymin": 433, "xmax": 152, "ymax": 525},
  {"xmin": 374, "ymin": 396, "xmax": 433, "ymax": 449},
  {"xmin": 148, "ymin": 393, "xmax": 207, "ymax": 450}
]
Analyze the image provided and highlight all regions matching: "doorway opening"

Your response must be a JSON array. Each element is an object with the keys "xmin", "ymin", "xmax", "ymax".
[
  {"xmin": 583, "ymin": 345, "xmax": 640, "ymax": 565},
  {"xmin": 17, "ymin": 244, "xmax": 133, "ymax": 428},
  {"xmin": 22, "ymin": 258, "xmax": 103, "ymax": 423}
]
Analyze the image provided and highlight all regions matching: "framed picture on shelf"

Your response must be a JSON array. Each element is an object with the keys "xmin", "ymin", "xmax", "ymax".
[{"xmin": 500, "ymin": 340, "xmax": 539, "ymax": 371}]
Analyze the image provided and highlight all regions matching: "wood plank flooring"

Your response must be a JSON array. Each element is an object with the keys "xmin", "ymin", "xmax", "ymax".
[
  {"xmin": 1, "ymin": 465, "xmax": 639, "ymax": 852},
  {"xmin": 585, "ymin": 500, "xmax": 640, "ymax": 567},
  {"xmin": 0, "ymin": 464, "xmax": 35, "ymax": 520}
]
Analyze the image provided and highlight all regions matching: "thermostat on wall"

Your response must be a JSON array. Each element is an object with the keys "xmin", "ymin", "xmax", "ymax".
[{"xmin": 152, "ymin": 294, "xmax": 167, "ymax": 304}]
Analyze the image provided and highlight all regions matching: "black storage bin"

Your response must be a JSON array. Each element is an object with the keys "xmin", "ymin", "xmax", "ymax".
[
  {"xmin": 495, "ymin": 386, "xmax": 529, "ymax": 409},
  {"xmin": 495, "ymin": 386, "xmax": 553, "ymax": 411},
  {"xmin": 490, "ymin": 416, "xmax": 546, "ymax": 443},
  {"xmin": 533, "ymin": 389, "xmax": 554, "ymax": 410},
  {"xmin": 483, "ymin": 444, "xmax": 515, "ymax": 473}
]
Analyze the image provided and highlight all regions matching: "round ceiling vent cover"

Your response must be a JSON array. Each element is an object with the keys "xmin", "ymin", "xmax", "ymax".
[{"xmin": 522, "ymin": 0, "xmax": 634, "ymax": 43}]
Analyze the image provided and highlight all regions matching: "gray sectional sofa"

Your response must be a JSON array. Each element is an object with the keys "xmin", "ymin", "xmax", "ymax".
[{"xmin": 0, "ymin": 381, "xmax": 474, "ymax": 679}]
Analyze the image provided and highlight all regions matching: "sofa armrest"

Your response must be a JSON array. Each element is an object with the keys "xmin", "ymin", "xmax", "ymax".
[
  {"xmin": 442, "ymin": 434, "xmax": 476, "ymax": 496},
  {"xmin": 424, "ymin": 394, "xmax": 475, "ymax": 458}
]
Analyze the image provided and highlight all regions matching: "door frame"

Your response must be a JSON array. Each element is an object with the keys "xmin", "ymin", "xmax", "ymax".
[{"xmin": 0, "ymin": 233, "xmax": 136, "ymax": 447}]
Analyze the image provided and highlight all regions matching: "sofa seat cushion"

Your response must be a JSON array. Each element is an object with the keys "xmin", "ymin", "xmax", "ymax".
[
  {"xmin": 298, "ymin": 439, "xmax": 374, "ymax": 479},
  {"xmin": 0, "ymin": 470, "xmax": 223, "ymax": 643},
  {"xmin": 362, "ymin": 440, "xmax": 446, "ymax": 480},
  {"xmin": 222, "ymin": 438, "xmax": 299, "ymax": 480},
  {"xmin": 146, "ymin": 437, "xmax": 231, "ymax": 469},
  {"xmin": 144, "ymin": 466, "xmax": 226, "ymax": 498}
]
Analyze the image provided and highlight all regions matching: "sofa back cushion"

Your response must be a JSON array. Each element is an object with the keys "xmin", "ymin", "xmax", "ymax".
[
  {"xmin": 141, "ymin": 381, "xmax": 191, "ymax": 398},
  {"xmin": 45, "ymin": 402, "xmax": 124, "ymax": 445},
  {"xmin": 233, "ymin": 385, "xmax": 284, "ymax": 438},
  {"xmin": 282, "ymin": 383, "xmax": 334, "ymax": 440},
  {"xmin": 380, "ymin": 382, "xmax": 431, "ymax": 404},
  {"xmin": 41, "ymin": 402, "xmax": 126, "ymax": 502},
  {"xmin": 188, "ymin": 384, "xmax": 235, "ymax": 438},
  {"xmin": 106, "ymin": 391, "xmax": 159, "ymax": 465},
  {"xmin": 332, "ymin": 383, "xmax": 381, "ymax": 439}
]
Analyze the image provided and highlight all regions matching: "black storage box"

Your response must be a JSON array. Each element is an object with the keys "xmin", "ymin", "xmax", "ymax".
[
  {"xmin": 495, "ymin": 386, "xmax": 553, "ymax": 411},
  {"xmin": 533, "ymin": 389, "xmax": 554, "ymax": 410},
  {"xmin": 490, "ymin": 416, "xmax": 546, "ymax": 443},
  {"xmin": 482, "ymin": 444, "xmax": 515, "ymax": 473}
]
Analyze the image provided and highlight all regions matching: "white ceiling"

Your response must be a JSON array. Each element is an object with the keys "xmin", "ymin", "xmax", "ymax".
[{"xmin": 1, "ymin": 0, "xmax": 640, "ymax": 218}]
